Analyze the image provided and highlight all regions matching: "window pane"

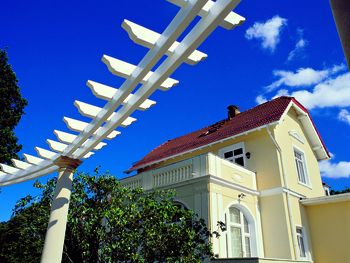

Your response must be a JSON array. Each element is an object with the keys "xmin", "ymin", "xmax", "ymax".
[
  {"xmin": 224, "ymin": 151, "xmax": 233, "ymax": 159},
  {"xmin": 244, "ymin": 216, "xmax": 249, "ymax": 233},
  {"xmin": 230, "ymin": 207, "xmax": 241, "ymax": 224},
  {"xmin": 230, "ymin": 226, "xmax": 243, "ymax": 257},
  {"xmin": 245, "ymin": 236, "xmax": 251, "ymax": 257},
  {"xmin": 235, "ymin": 157, "xmax": 244, "ymax": 166},
  {"xmin": 295, "ymin": 151, "xmax": 302, "ymax": 160},
  {"xmin": 234, "ymin": 148, "xmax": 243, "ymax": 156},
  {"xmin": 296, "ymin": 228, "xmax": 306, "ymax": 258}
]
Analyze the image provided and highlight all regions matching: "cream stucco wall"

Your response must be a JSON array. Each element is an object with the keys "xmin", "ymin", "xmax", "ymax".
[
  {"xmin": 274, "ymin": 108, "xmax": 325, "ymax": 198},
  {"xmin": 304, "ymin": 199, "xmax": 350, "ymax": 263},
  {"xmin": 259, "ymin": 194, "xmax": 294, "ymax": 259}
]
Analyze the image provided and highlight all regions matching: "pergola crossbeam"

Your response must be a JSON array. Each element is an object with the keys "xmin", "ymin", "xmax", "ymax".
[
  {"xmin": 122, "ymin": 19, "xmax": 207, "ymax": 65},
  {"xmin": 102, "ymin": 55, "xmax": 179, "ymax": 91},
  {"xmin": 87, "ymin": 80, "xmax": 156, "ymax": 110},
  {"xmin": 12, "ymin": 159, "xmax": 33, "ymax": 170},
  {"xmin": 167, "ymin": 0, "xmax": 245, "ymax": 29}
]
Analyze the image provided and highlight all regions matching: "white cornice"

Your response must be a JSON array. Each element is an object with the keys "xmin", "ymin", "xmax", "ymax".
[{"xmin": 301, "ymin": 193, "xmax": 350, "ymax": 206}]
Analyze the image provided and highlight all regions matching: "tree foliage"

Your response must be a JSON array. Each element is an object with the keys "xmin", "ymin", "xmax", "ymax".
[
  {"xmin": 0, "ymin": 170, "xmax": 218, "ymax": 262},
  {"xmin": 330, "ymin": 187, "xmax": 350, "ymax": 195},
  {"xmin": 0, "ymin": 48, "xmax": 27, "ymax": 164}
]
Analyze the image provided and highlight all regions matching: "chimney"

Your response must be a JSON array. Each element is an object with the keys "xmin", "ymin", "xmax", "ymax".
[{"xmin": 227, "ymin": 105, "xmax": 240, "ymax": 120}]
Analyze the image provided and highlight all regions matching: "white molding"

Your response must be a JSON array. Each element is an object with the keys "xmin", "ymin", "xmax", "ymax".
[
  {"xmin": 301, "ymin": 192, "xmax": 350, "ymax": 206},
  {"xmin": 289, "ymin": 130, "xmax": 305, "ymax": 144},
  {"xmin": 280, "ymin": 101, "xmax": 329, "ymax": 161},
  {"xmin": 260, "ymin": 187, "xmax": 305, "ymax": 199},
  {"xmin": 209, "ymin": 175, "xmax": 259, "ymax": 196},
  {"xmin": 255, "ymin": 200, "xmax": 265, "ymax": 258}
]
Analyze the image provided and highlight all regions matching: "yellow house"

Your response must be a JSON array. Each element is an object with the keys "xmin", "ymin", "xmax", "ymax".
[{"xmin": 121, "ymin": 96, "xmax": 350, "ymax": 263}]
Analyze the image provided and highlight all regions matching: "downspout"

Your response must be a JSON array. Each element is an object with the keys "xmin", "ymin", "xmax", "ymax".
[{"xmin": 266, "ymin": 125, "xmax": 298, "ymax": 260}]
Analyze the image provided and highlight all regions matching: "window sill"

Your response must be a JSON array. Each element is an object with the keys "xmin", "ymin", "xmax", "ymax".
[{"xmin": 298, "ymin": 181, "xmax": 312, "ymax": 190}]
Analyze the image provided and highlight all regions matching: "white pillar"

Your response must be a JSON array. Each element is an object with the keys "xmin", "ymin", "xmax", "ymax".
[{"xmin": 41, "ymin": 156, "xmax": 81, "ymax": 263}]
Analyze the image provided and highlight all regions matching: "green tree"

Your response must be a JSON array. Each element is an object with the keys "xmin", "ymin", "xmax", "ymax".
[
  {"xmin": 0, "ymin": 170, "xmax": 220, "ymax": 262},
  {"xmin": 0, "ymin": 48, "xmax": 27, "ymax": 164},
  {"xmin": 330, "ymin": 187, "xmax": 350, "ymax": 195}
]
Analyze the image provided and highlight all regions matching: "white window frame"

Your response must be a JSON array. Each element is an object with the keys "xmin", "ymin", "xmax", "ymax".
[
  {"xmin": 293, "ymin": 146, "xmax": 311, "ymax": 188},
  {"xmin": 219, "ymin": 142, "xmax": 246, "ymax": 168},
  {"xmin": 295, "ymin": 226, "xmax": 310, "ymax": 260},
  {"xmin": 226, "ymin": 206, "xmax": 252, "ymax": 258}
]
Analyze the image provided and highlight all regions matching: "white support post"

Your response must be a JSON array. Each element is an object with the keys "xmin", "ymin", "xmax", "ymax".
[{"xmin": 41, "ymin": 156, "xmax": 81, "ymax": 263}]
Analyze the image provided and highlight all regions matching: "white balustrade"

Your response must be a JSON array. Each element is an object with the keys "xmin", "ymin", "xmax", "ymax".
[{"xmin": 120, "ymin": 152, "xmax": 257, "ymax": 191}]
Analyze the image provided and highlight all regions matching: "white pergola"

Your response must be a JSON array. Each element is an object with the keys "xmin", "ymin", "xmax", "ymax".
[{"xmin": 0, "ymin": 0, "xmax": 245, "ymax": 262}]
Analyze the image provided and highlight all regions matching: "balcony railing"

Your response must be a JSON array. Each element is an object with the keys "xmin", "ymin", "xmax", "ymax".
[{"xmin": 120, "ymin": 153, "xmax": 257, "ymax": 191}]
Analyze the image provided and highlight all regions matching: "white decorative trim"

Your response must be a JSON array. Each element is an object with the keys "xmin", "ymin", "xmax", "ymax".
[
  {"xmin": 260, "ymin": 187, "xmax": 305, "ymax": 199},
  {"xmin": 209, "ymin": 175, "xmax": 259, "ymax": 196},
  {"xmin": 289, "ymin": 130, "xmax": 305, "ymax": 144},
  {"xmin": 255, "ymin": 200, "xmax": 265, "ymax": 258},
  {"xmin": 280, "ymin": 101, "xmax": 329, "ymax": 161},
  {"xmin": 301, "ymin": 192, "xmax": 350, "ymax": 206}
]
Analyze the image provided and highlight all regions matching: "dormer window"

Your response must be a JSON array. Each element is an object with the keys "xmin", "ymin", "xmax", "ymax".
[{"xmin": 219, "ymin": 143, "xmax": 246, "ymax": 167}]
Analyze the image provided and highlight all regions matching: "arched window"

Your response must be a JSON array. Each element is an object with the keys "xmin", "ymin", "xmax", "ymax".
[
  {"xmin": 228, "ymin": 207, "xmax": 251, "ymax": 258},
  {"xmin": 172, "ymin": 201, "xmax": 188, "ymax": 223}
]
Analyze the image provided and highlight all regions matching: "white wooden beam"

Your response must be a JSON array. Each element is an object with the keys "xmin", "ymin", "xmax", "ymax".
[
  {"xmin": 63, "ymin": 117, "xmax": 121, "ymax": 139},
  {"xmin": 54, "ymin": 130, "xmax": 107, "ymax": 151},
  {"xmin": 166, "ymin": 0, "xmax": 245, "ymax": 30},
  {"xmin": 12, "ymin": 159, "xmax": 33, "ymax": 170},
  {"xmin": 122, "ymin": 20, "xmax": 207, "ymax": 65},
  {"xmin": 74, "ymin": 101, "xmax": 137, "ymax": 127},
  {"xmin": 47, "ymin": 139, "xmax": 68, "ymax": 153},
  {"xmin": 102, "ymin": 55, "xmax": 179, "ymax": 91},
  {"xmin": 54, "ymin": 130, "xmax": 77, "ymax": 144},
  {"xmin": 86, "ymin": 80, "xmax": 156, "ymax": 110},
  {"xmin": 0, "ymin": 164, "xmax": 21, "ymax": 174},
  {"xmin": 35, "ymin": 147, "xmax": 57, "ymax": 160},
  {"xmin": 23, "ymin": 154, "xmax": 46, "ymax": 165}
]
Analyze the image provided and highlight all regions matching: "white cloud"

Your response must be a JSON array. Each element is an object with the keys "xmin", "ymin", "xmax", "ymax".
[
  {"xmin": 319, "ymin": 160, "xmax": 350, "ymax": 178},
  {"xmin": 256, "ymin": 95, "xmax": 267, "ymax": 104},
  {"xmin": 338, "ymin": 109, "xmax": 350, "ymax": 125},
  {"xmin": 266, "ymin": 64, "xmax": 346, "ymax": 92},
  {"xmin": 245, "ymin": 16, "xmax": 287, "ymax": 52},
  {"xmin": 287, "ymin": 72, "xmax": 350, "ymax": 109},
  {"xmin": 287, "ymin": 29, "xmax": 307, "ymax": 61}
]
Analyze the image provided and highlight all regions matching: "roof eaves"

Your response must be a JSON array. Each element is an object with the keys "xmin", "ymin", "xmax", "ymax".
[{"xmin": 126, "ymin": 120, "xmax": 281, "ymax": 173}]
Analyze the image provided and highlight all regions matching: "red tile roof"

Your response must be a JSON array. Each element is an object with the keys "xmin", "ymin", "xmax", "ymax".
[{"xmin": 127, "ymin": 96, "xmax": 327, "ymax": 172}]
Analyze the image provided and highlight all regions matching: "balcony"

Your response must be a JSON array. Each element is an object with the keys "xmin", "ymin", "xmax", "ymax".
[{"xmin": 120, "ymin": 153, "xmax": 257, "ymax": 191}]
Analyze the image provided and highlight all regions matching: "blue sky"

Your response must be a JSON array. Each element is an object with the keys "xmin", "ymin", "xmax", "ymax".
[{"xmin": 1, "ymin": 0, "xmax": 349, "ymax": 221}]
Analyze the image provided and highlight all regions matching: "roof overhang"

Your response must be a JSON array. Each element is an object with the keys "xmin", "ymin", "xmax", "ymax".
[
  {"xmin": 301, "ymin": 192, "xmax": 350, "ymax": 206},
  {"xmin": 285, "ymin": 100, "xmax": 330, "ymax": 161},
  {"xmin": 330, "ymin": 0, "xmax": 350, "ymax": 69},
  {"xmin": 125, "ymin": 121, "xmax": 280, "ymax": 173}
]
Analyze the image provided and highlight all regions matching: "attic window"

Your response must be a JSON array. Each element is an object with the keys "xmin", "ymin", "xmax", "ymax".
[{"xmin": 199, "ymin": 120, "xmax": 226, "ymax": 137}]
